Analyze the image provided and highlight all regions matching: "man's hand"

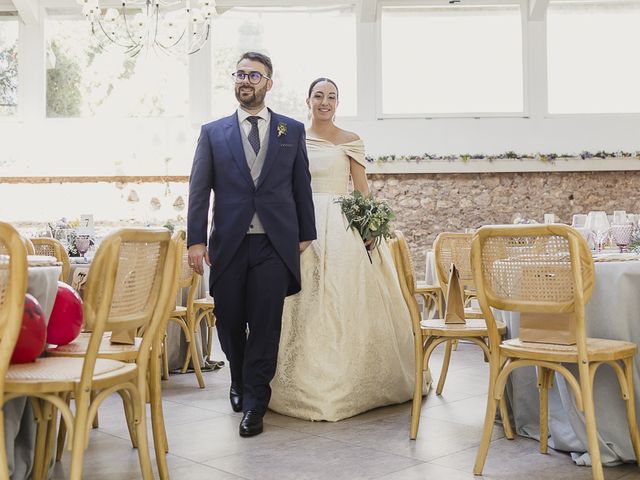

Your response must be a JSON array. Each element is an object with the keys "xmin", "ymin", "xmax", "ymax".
[
  {"xmin": 299, "ymin": 240, "xmax": 312, "ymax": 253},
  {"xmin": 188, "ymin": 243, "xmax": 211, "ymax": 275}
]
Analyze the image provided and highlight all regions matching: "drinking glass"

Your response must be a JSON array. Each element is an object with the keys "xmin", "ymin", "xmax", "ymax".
[
  {"xmin": 571, "ymin": 214, "xmax": 587, "ymax": 228},
  {"xmin": 613, "ymin": 210, "xmax": 628, "ymax": 225},
  {"xmin": 74, "ymin": 235, "xmax": 91, "ymax": 259},
  {"xmin": 610, "ymin": 224, "xmax": 634, "ymax": 253},
  {"xmin": 585, "ymin": 211, "xmax": 610, "ymax": 252}
]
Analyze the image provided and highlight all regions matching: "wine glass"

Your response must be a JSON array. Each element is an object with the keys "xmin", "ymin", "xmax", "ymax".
[
  {"xmin": 613, "ymin": 210, "xmax": 628, "ymax": 225},
  {"xmin": 75, "ymin": 235, "xmax": 91, "ymax": 260},
  {"xmin": 571, "ymin": 214, "xmax": 587, "ymax": 228},
  {"xmin": 585, "ymin": 211, "xmax": 610, "ymax": 252}
]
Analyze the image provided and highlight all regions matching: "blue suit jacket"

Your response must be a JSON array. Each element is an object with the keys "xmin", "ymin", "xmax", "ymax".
[{"xmin": 187, "ymin": 110, "xmax": 317, "ymax": 296}]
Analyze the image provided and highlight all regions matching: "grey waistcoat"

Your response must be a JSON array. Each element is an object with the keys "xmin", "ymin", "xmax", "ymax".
[{"xmin": 240, "ymin": 125, "xmax": 270, "ymax": 234}]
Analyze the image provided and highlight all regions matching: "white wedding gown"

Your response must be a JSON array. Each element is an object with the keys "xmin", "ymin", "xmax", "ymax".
[{"xmin": 269, "ymin": 136, "xmax": 427, "ymax": 421}]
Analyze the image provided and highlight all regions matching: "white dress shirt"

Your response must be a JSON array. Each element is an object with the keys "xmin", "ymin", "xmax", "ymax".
[{"xmin": 237, "ymin": 106, "xmax": 271, "ymax": 147}]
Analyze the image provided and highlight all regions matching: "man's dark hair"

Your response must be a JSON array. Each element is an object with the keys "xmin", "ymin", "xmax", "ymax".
[
  {"xmin": 237, "ymin": 52, "xmax": 273, "ymax": 78},
  {"xmin": 307, "ymin": 78, "xmax": 339, "ymax": 99}
]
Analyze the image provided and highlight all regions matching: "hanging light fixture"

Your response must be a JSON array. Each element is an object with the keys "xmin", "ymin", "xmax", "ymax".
[{"xmin": 77, "ymin": 0, "xmax": 216, "ymax": 56}]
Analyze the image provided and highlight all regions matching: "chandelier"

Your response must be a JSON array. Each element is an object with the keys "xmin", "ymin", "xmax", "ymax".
[{"xmin": 77, "ymin": 0, "xmax": 217, "ymax": 56}]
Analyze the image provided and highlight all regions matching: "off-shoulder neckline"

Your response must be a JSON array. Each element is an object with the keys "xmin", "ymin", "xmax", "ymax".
[{"xmin": 306, "ymin": 136, "xmax": 363, "ymax": 147}]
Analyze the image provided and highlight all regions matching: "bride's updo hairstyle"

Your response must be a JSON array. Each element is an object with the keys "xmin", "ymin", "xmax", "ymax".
[{"xmin": 307, "ymin": 78, "xmax": 339, "ymax": 99}]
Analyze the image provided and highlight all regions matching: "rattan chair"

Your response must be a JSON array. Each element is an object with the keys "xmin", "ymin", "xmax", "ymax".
[
  {"xmin": 193, "ymin": 296, "xmax": 216, "ymax": 361},
  {"xmin": 4, "ymin": 228, "xmax": 174, "ymax": 480},
  {"xmin": 0, "ymin": 235, "xmax": 34, "ymax": 256},
  {"xmin": 31, "ymin": 237, "xmax": 71, "ymax": 282},
  {"xmin": 0, "ymin": 223, "xmax": 29, "ymax": 480},
  {"xmin": 390, "ymin": 231, "xmax": 512, "ymax": 440},
  {"xmin": 471, "ymin": 224, "xmax": 640, "ymax": 480},
  {"xmin": 47, "ymin": 229, "xmax": 181, "ymax": 479},
  {"xmin": 427, "ymin": 232, "xmax": 503, "ymax": 397},
  {"xmin": 164, "ymin": 233, "xmax": 206, "ymax": 388}
]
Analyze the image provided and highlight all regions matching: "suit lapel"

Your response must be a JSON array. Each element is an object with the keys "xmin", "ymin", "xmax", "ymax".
[
  {"xmin": 224, "ymin": 113, "xmax": 254, "ymax": 188},
  {"xmin": 257, "ymin": 109, "xmax": 281, "ymax": 189}
]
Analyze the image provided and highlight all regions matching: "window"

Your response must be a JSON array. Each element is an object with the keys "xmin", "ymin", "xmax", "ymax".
[
  {"xmin": 381, "ymin": 5, "xmax": 524, "ymax": 116},
  {"xmin": 210, "ymin": 6, "xmax": 357, "ymax": 119},
  {"xmin": 45, "ymin": 18, "xmax": 188, "ymax": 117},
  {"xmin": 0, "ymin": 17, "xmax": 18, "ymax": 117},
  {"xmin": 547, "ymin": 1, "xmax": 640, "ymax": 114}
]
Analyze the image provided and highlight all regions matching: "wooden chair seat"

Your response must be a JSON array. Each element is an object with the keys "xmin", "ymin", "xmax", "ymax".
[
  {"xmin": 193, "ymin": 297, "xmax": 214, "ymax": 308},
  {"xmin": 501, "ymin": 337, "xmax": 637, "ymax": 363},
  {"xmin": 48, "ymin": 333, "xmax": 143, "ymax": 362},
  {"xmin": 420, "ymin": 318, "xmax": 507, "ymax": 337},
  {"xmin": 5, "ymin": 357, "xmax": 136, "ymax": 393},
  {"xmin": 464, "ymin": 307, "xmax": 484, "ymax": 319},
  {"xmin": 415, "ymin": 281, "xmax": 439, "ymax": 292}
]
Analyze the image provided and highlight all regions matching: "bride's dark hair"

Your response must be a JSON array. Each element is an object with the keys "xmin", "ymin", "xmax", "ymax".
[{"xmin": 307, "ymin": 78, "xmax": 339, "ymax": 99}]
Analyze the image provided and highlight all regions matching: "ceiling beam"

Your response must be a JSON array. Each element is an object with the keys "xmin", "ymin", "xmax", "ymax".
[
  {"xmin": 11, "ymin": 0, "xmax": 39, "ymax": 24},
  {"xmin": 529, "ymin": 0, "xmax": 549, "ymax": 21},
  {"xmin": 357, "ymin": 0, "xmax": 377, "ymax": 22}
]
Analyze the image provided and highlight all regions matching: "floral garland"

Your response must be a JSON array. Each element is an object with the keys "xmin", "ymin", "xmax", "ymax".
[{"xmin": 366, "ymin": 151, "xmax": 640, "ymax": 164}]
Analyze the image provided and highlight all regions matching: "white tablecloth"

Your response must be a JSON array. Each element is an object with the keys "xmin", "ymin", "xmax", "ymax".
[
  {"xmin": 4, "ymin": 264, "xmax": 61, "ymax": 480},
  {"xmin": 495, "ymin": 259, "xmax": 640, "ymax": 466}
]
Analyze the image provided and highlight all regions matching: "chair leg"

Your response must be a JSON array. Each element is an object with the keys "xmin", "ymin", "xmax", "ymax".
[
  {"xmin": 474, "ymin": 365, "xmax": 500, "ymax": 475},
  {"xmin": 579, "ymin": 363, "xmax": 604, "ymax": 480},
  {"xmin": 410, "ymin": 348, "xmax": 425, "ymax": 440},
  {"xmin": 452, "ymin": 339, "xmax": 459, "ymax": 351},
  {"xmin": 117, "ymin": 389, "xmax": 138, "ymax": 449},
  {"xmin": 55, "ymin": 393, "xmax": 71, "ymax": 462},
  {"xmin": 150, "ymin": 353, "xmax": 170, "ymax": 479},
  {"xmin": 436, "ymin": 340, "xmax": 453, "ymax": 395},
  {"xmin": 538, "ymin": 367, "xmax": 550, "ymax": 453},
  {"xmin": 185, "ymin": 313, "xmax": 206, "ymax": 389},
  {"xmin": 40, "ymin": 402, "xmax": 59, "ymax": 480},
  {"xmin": 31, "ymin": 399, "xmax": 48, "ymax": 480},
  {"xmin": 90, "ymin": 390, "xmax": 99, "ymax": 429},
  {"xmin": 498, "ymin": 396, "xmax": 514, "ymax": 440},
  {"xmin": 130, "ymin": 386, "xmax": 154, "ymax": 480},
  {"xmin": 161, "ymin": 333, "xmax": 170, "ymax": 381},
  {"xmin": 622, "ymin": 358, "xmax": 640, "ymax": 465},
  {"xmin": 69, "ymin": 394, "xmax": 90, "ymax": 480}
]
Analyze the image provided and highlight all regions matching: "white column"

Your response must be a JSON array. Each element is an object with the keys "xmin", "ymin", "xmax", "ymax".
[
  {"xmin": 189, "ymin": 34, "xmax": 212, "ymax": 126},
  {"xmin": 18, "ymin": 16, "xmax": 45, "ymax": 120},
  {"xmin": 526, "ymin": 20, "xmax": 548, "ymax": 120},
  {"xmin": 355, "ymin": 16, "xmax": 377, "ymax": 121}
]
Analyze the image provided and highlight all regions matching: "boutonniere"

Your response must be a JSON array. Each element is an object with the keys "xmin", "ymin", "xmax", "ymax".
[{"xmin": 277, "ymin": 121, "xmax": 287, "ymax": 138}]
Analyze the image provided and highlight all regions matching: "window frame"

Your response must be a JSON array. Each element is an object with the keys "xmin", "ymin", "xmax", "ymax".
[
  {"xmin": 0, "ymin": 13, "xmax": 20, "ymax": 122},
  {"xmin": 375, "ymin": 0, "xmax": 529, "ymax": 119}
]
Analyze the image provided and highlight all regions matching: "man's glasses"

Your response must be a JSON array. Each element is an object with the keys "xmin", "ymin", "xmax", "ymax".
[{"xmin": 232, "ymin": 70, "xmax": 270, "ymax": 85}]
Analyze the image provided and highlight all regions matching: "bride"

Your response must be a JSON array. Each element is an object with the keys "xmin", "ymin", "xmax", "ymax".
[{"xmin": 269, "ymin": 78, "xmax": 425, "ymax": 421}]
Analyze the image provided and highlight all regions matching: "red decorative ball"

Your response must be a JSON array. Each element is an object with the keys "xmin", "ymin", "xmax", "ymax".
[
  {"xmin": 46, "ymin": 282, "xmax": 83, "ymax": 346},
  {"xmin": 11, "ymin": 294, "xmax": 47, "ymax": 364}
]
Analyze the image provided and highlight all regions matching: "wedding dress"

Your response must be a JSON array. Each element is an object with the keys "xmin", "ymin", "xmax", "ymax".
[{"xmin": 269, "ymin": 136, "xmax": 427, "ymax": 421}]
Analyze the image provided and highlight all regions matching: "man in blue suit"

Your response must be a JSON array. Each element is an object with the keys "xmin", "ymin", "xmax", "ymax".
[{"xmin": 187, "ymin": 52, "xmax": 316, "ymax": 437}]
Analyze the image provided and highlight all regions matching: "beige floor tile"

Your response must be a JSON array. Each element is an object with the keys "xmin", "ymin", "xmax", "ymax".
[{"xmin": 204, "ymin": 436, "xmax": 420, "ymax": 480}]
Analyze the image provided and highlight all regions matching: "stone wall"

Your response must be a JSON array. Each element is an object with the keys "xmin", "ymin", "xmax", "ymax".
[{"xmin": 369, "ymin": 171, "xmax": 640, "ymax": 278}]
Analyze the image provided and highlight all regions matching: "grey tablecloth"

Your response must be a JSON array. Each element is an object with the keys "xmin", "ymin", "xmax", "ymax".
[
  {"xmin": 4, "ymin": 265, "xmax": 61, "ymax": 480},
  {"xmin": 494, "ymin": 259, "xmax": 640, "ymax": 466}
]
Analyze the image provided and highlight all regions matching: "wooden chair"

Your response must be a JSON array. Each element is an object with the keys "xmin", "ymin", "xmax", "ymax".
[
  {"xmin": 429, "ymin": 232, "xmax": 502, "ymax": 397},
  {"xmin": 0, "ymin": 222, "xmax": 29, "ymax": 480},
  {"xmin": 31, "ymin": 237, "xmax": 71, "ymax": 282},
  {"xmin": 47, "ymin": 229, "xmax": 182, "ymax": 479},
  {"xmin": 4, "ymin": 228, "xmax": 174, "ymax": 480},
  {"xmin": 415, "ymin": 280, "xmax": 442, "ymax": 320},
  {"xmin": 0, "ymin": 235, "xmax": 34, "ymax": 256},
  {"xmin": 471, "ymin": 224, "xmax": 640, "ymax": 480},
  {"xmin": 165, "ymin": 233, "xmax": 206, "ymax": 388},
  {"xmin": 389, "ymin": 230, "xmax": 512, "ymax": 440},
  {"xmin": 193, "ymin": 296, "xmax": 216, "ymax": 361}
]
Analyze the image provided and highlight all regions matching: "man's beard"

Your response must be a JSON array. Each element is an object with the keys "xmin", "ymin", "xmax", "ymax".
[{"xmin": 235, "ymin": 85, "xmax": 266, "ymax": 109}]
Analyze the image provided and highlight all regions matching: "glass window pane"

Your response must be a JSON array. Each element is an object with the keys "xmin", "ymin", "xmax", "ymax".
[
  {"xmin": 547, "ymin": 1, "xmax": 640, "ymax": 114},
  {"xmin": 381, "ymin": 5, "xmax": 524, "ymax": 115},
  {"xmin": 0, "ymin": 18, "xmax": 19, "ymax": 117},
  {"xmin": 45, "ymin": 18, "xmax": 188, "ymax": 117},
  {"xmin": 211, "ymin": 6, "xmax": 357, "ymax": 119}
]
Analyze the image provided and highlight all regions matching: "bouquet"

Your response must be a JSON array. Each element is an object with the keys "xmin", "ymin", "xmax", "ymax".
[{"xmin": 335, "ymin": 191, "xmax": 396, "ymax": 262}]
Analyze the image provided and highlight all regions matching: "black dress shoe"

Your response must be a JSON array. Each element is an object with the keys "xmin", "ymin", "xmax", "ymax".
[
  {"xmin": 229, "ymin": 384, "xmax": 243, "ymax": 413},
  {"xmin": 239, "ymin": 410, "xmax": 263, "ymax": 437}
]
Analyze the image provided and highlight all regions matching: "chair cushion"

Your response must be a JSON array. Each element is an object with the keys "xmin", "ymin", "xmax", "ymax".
[{"xmin": 501, "ymin": 337, "xmax": 637, "ymax": 362}]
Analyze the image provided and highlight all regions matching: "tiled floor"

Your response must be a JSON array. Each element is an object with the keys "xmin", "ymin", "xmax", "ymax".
[{"xmin": 52, "ymin": 342, "xmax": 640, "ymax": 479}]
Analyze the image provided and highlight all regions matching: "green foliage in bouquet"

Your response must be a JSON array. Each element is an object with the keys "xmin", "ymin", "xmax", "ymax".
[
  {"xmin": 334, "ymin": 191, "xmax": 396, "ymax": 249},
  {"xmin": 628, "ymin": 231, "xmax": 640, "ymax": 253}
]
